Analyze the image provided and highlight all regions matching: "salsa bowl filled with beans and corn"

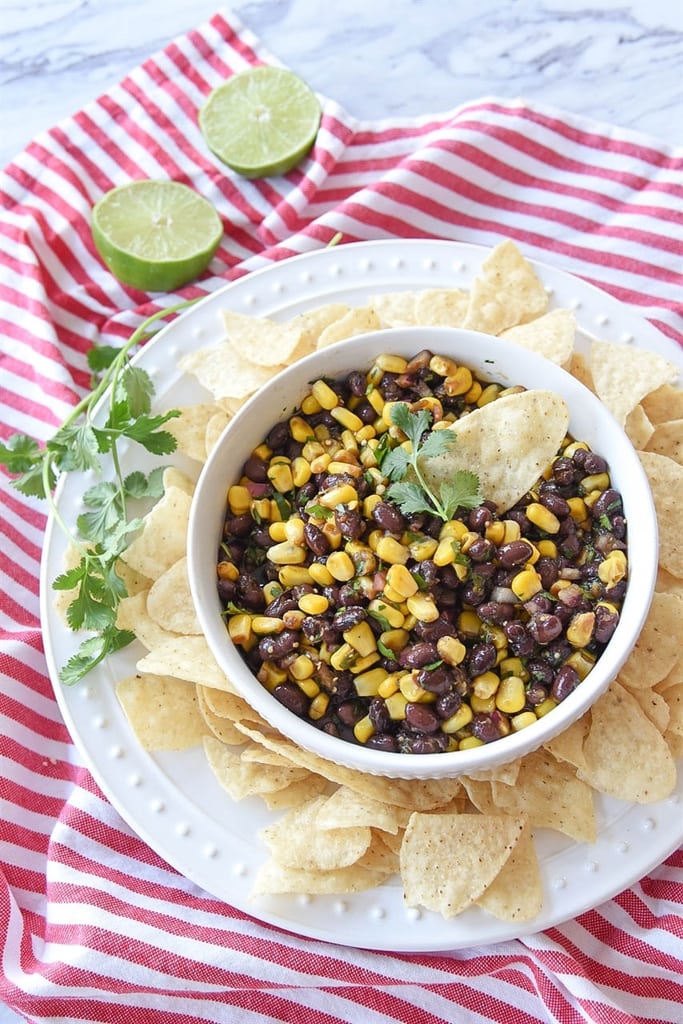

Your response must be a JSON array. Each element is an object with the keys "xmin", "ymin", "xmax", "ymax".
[{"xmin": 187, "ymin": 326, "xmax": 658, "ymax": 780}]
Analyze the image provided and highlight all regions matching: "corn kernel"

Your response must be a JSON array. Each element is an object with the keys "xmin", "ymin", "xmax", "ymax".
[
  {"xmin": 409, "ymin": 536, "xmax": 439, "ymax": 561},
  {"xmin": 291, "ymin": 456, "xmax": 312, "ymax": 488},
  {"xmin": 267, "ymin": 541, "xmax": 306, "ymax": 566},
  {"xmin": 227, "ymin": 484, "xmax": 251, "ymax": 515},
  {"xmin": 257, "ymin": 661, "xmax": 287, "ymax": 689},
  {"xmin": 320, "ymin": 519, "xmax": 343, "ymax": 550},
  {"xmin": 349, "ymin": 651, "xmax": 381, "ymax": 674},
  {"xmin": 399, "ymin": 673, "xmax": 432, "ymax": 702},
  {"xmin": 378, "ymin": 673, "xmax": 401, "ymax": 698},
  {"xmin": 318, "ymin": 483, "xmax": 358, "ymax": 508},
  {"xmin": 458, "ymin": 609, "xmax": 482, "ymax": 637},
  {"xmin": 356, "ymin": 424, "xmax": 376, "ymax": 443},
  {"xmin": 499, "ymin": 656, "xmax": 528, "ymax": 681},
  {"xmin": 485, "ymin": 521, "xmax": 506, "ymax": 545},
  {"xmin": 581, "ymin": 472, "xmax": 611, "ymax": 493},
  {"xmin": 268, "ymin": 520, "xmax": 286, "ymax": 544},
  {"xmin": 564, "ymin": 649, "xmax": 596, "ymax": 679},
  {"xmin": 368, "ymin": 599, "xmax": 405, "ymax": 629},
  {"xmin": 282, "ymin": 609, "xmax": 306, "ymax": 630},
  {"xmin": 477, "ymin": 383, "xmax": 501, "ymax": 407},
  {"xmin": 376, "ymin": 353, "xmax": 408, "ymax": 373},
  {"xmin": 526, "ymin": 502, "xmax": 561, "ymax": 534},
  {"xmin": 326, "ymin": 550, "xmax": 356, "ymax": 581},
  {"xmin": 386, "ymin": 563, "xmax": 419, "ymax": 598},
  {"xmin": 217, "ymin": 560, "xmax": 239, "ymax": 581},
  {"xmin": 459, "ymin": 736, "xmax": 484, "ymax": 750},
  {"xmin": 566, "ymin": 611, "xmax": 596, "ymax": 648},
  {"xmin": 330, "ymin": 406, "xmax": 364, "ymax": 432},
  {"xmin": 495, "ymin": 674, "xmax": 526, "ymax": 714},
  {"xmin": 470, "ymin": 694, "xmax": 496, "ymax": 713},
  {"xmin": 382, "ymin": 583, "xmax": 406, "ymax": 605},
  {"xmin": 535, "ymin": 539, "xmax": 558, "ymax": 558},
  {"xmin": 564, "ymin": 440, "xmax": 589, "ymax": 458},
  {"xmin": 459, "ymin": 530, "xmax": 481, "ymax": 554},
  {"xmin": 354, "ymin": 667, "xmax": 388, "ymax": 697},
  {"xmin": 311, "ymin": 379, "xmax": 339, "ymax": 410},
  {"xmin": 429, "ymin": 354, "xmax": 458, "ymax": 376},
  {"xmin": 502, "ymin": 519, "xmax": 521, "ymax": 543},
  {"xmin": 353, "ymin": 715, "xmax": 376, "ymax": 744},
  {"xmin": 444, "ymin": 366, "xmax": 473, "ymax": 396},
  {"xmin": 385, "ymin": 692, "xmax": 408, "ymax": 720},
  {"xmin": 436, "ymin": 635, "xmax": 467, "ymax": 666},
  {"xmin": 463, "ymin": 381, "xmax": 483, "ymax": 404},
  {"xmin": 535, "ymin": 697, "xmax": 558, "ymax": 718},
  {"xmin": 308, "ymin": 562, "xmax": 334, "ymax": 587},
  {"xmin": 309, "ymin": 692, "xmax": 330, "ymax": 720},
  {"xmin": 433, "ymin": 537, "xmax": 457, "ymax": 566},
  {"xmin": 251, "ymin": 615, "xmax": 284, "ymax": 635},
  {"xmin": 288, "ymin": 416, "xmax": 314, "ymax": 443},
  {"xmin": 227, "ymin": 613, "xmax": 252, "ymax": 646},
  {"xmin": 441, "ymin": 704, "xmax": 474, "ymax": 734},
  {"xmin": 405, "ymin": 592, "xmax": 439, "ymax": 622},
  {"xmin": 511, "ymin": 710, "xmax": 538, "ymax": 732},
  {"xmin": 566, "ymin": 496, "xmax": 589, "ymax": 526},
  {"xmin": 379, "ymin": 628, "xmax": 409, "ymax": 656},
  {"xmin": 327, "ymin": 459, "xmax": 362, "ymax": 478},
  {"xmin": 278, "ymin": 565, "xmax": 313, "ymax": 588},
  {"xmin": 300, "ymin": 394, "xmax": 322, "ymax": 416},
  {"xmin": 366, "ymin": 388, "xmax": 385, "ymax": 415},
  {"xmin": 289, "ymin": 655, "xmax": 316, "ymax": 681},
  {"xmin": 343, "ymin": 620, "xmax": 377, "ymax": 657},
  {"xmin": 376, "ymin": 536, "xmax": 409, "ymax": 565},
  {"xmin": 363, "ymin": 493, "xmax": 383, "ymax": 518},
  {"xmin": 267, "ymin": 461, "xmax": 294, "ymax": 495},
  {"xmin": 251, "ymin": 497, "xmax": 273, "ymax": 522},
  {"xmin": 598, "ymin": 549, "xmax": 628, "ymax": 588},
  {"xmin": 298, "ymin": 593, "xmax": 330, "ymax": 616},
  {"xmin": 511, "ymin": 567, "xmax": 543, "ymax": 602},
  {"xmin": 366, "ymin": 364, "xmax": 384, "ymax": 388},
  {"xmin": 330, "ymin": 643, "xmax": 357, "ymax": 671},
  {"xmin": 472, "ymin": 671, "xmax": 500, "ymax": 699}
]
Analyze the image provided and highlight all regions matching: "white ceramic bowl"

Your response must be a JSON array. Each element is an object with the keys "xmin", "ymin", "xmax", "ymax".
[{"xmin": 187, "ymin": 327, "xmax": 658, "ymax": 779}]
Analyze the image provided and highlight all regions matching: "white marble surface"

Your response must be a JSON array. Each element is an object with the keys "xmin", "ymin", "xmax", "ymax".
[
  {"xmin": 0, "ymin": 2, "xmax": 682, "ymax": 1022},
  {"xmin": 1, "ymin": 0, "xmax": 683, "ymax": 170}
]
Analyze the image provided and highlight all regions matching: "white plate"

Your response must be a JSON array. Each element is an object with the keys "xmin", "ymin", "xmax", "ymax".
[{"xmin": 40, "ymin": 239, "xmax": 683, "ymax": 952}]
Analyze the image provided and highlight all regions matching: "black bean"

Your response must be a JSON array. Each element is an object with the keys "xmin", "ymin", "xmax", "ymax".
[
  {"xmin": 414, "ymin": 614, "xmax": 457, "ymax": 642},
  {"xmin": 591, "ymin": 488, "xmax": 623, "ymax": 519},
  {"xmin": 266, "ymin": 420, "xmax": 290, "ymax": 451},
  {"xmin": 238, "ymin": 575, "xmax": 266, "ymax": 611},
  {"xmin": 477, "ymin": 601, "xmax": 516, "ymax": 623},
  {"xmin": 354, "ymin": 399, "xmax": 377, "ymax": 424},
  {"xmin": 497, "ymin": 540, "xmax": 535, "ymax": 568},
  {"xmin": 594, "ymin": 603, "xmax": 619, "ymax": 643},
  {"xmin": 273, "ymin": 682, "xmax": 309, "ymax": 717},
  {"xmin": 366, "ymin": 733, "xmax": 399, "ymax": 752},
  {"xmin": 583, "ymin": 452, "xmax": 608, "ymax": 474},
  {"xmin": 551, "ymin": 665, "xmax": 580, "ymax": 702},
  {"xmin": 257, "ymin": 630, "xmax": 299, "ymax": 660},
  {"xmin": 471, "ymin": 713, "xmax": 501, "ymax": 743},
  {"xmin": 371, "ymin": 499, "xmax": 405, "ymax": 533},
  {"xmin": 399, "ymin": 642, "xmax": 440, "ymax": 669},
  {"xmin": 540, "ymin": 492, "xmax": 570, "ymax": 517},
  {"xmin": 527, "ymin": 613, "xmax": 563, "ymax": 644},
  {"xmin": 333, "ymin": 605, "xmax": 367, "ymax": 631},
  {"xmin": 536, "ymin": 556, "xmax": 560, "ymax": 590},
  {"xmin": 368, "ymin": 697, "xmax": 392, "ymax": 732},
  {"xmin": 336, "ymin": 506, "xmax": 363, "ymax": 540},
  {"xmin": 337, "ymin": 700, "xmax": 364, "ymax": 726},
  {"xmin": 303, "ymin": 522, "xmax": 331, "ymax": 556},
  {"xmin": 503, "ymin": 620, "xmax": 536, "ymax": 657},
  {"xmin": 526, "ymin": 683, "xmax": 549, "ymax": 706},
  {"xmin": 468, "ymin": 642, "xmax": 497, "ymax": 676},
  {"xmin": 224, "ymin": 513, "xmax": 255, "ymax": 538},
  {"xmin": 404, "ymin": 702, "xmax": 441, "ymax": 733},
  {"xmin": 415, "ymin": 666, "xmax": 453, "ymax": 694},
  {"xmin": 217, "ymin": 578, "xmax": 237, "ymax": 603},
  {"xmin": 265, "ymin": 590, "xmax": 299, "ymax": 618},
  {"xmin": 347, "ymin": 370, "xmax": 367, "ymax": 396},
  {"xmin": 242, "ymin": 455, "xmax": 269, "ymax": 482},
  {"xmin": 467, "ymin": 537, "xmax": 496, "ymax": 563},
  {"xmin": 469, "ymin": 506, "xmax": 494, "ymax": 533},
  {"xmin": 526, "ymin": 659, "xmax": 554, "ymax": 687},
  {"xmin": 405, "ymin": 733, "xmax": 450, "ymax": 754},
  {"xmin": 553, "ymin": 456, "xmax": 577, "ymax": 486},
  {"xmin": 435, "ymin": 690, "xmax": 462, "ymax": 718}
]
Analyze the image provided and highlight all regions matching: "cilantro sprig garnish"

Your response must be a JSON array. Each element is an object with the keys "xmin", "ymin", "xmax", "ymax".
[
  {"xmin": 382, "ymin": 402, "xmax": 482, "ymax": 521},
  {"xmin": 0, "ymin": 299, "xmax": 196, "ymax": 685}
]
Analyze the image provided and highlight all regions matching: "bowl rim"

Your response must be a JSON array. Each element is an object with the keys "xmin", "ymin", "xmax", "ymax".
[{"xmin": 187, "ymin": 325, "xmax": 658, "ymax": 779}]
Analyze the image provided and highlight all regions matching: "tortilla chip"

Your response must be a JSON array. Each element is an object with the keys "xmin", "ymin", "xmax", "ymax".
[
  {"xmin": 590, "ymin": 340, "xmax": 678, "ymax": 427},
  {"xmin": 116, "ymin": 591, "xmax": 179, "ymax": 651},
  {"xmin": 638, "ymin": 451, "xmax": 683, "ymax": 577},
  {"xmin": 642, "ymin": 383, "xmax": 683, "ymax": 424},
  {"xmin": 370, "ymin": 291, "xmax": 419, "ymax": 327},
  {"xmin": 146, "ymin": 556, "xmax": 201, "ymax": 635},
  {"xmin": 422, "ymin": 389, "xmax": 569, "ymax": 512},
  {"xmin": 251, "ymin": 859, "xmax": 385, "ymax": 896},
  {"xmin": 624, "ymin": 404, "xmax": 655, "ymax": 450},
  {"xmin": 164, "ymin": 403, "xmax": 227, "ymax": 463},
  {"xmin": 315, "ymin": 785, "xmax": 401, "ymax": 835},
  {"xmin": 618, "ymin": 591, "xmax": 683, "ymax": 689},
  {"xmin": 179, "ymin": 338, "xmax": 284, "ymax": 401},
  {"xmin": 316, "ymin": 307, "xmax": 381, "ymax": 348},
  {"xmin": 476, "ymin": 821, "xmax": 542, "ymax": 921},
  {"xmin": 400, "ymin": 812, "xmax": 526, "ymax": 918},
  {"xmin": 462, "ymin": 240, "xmax": 548, "ymax": 334},
  {"xmin": 204, "ymin": 736, "xmax": 310, "ymax": 801},
  {"xmin": 500, "ymin": 308, "xmax": 576, "ymax": 366},
  {"xmin": 116, "ymin": 672, "xmax": 207, "ymax": 751},
  {"xmin": 260, "ymin": 795, "xmax": 372, "ymax": 871},
  {"xmin": 136, "ymin": 635, "xmax": 234, "ymax": 691},
  {"xmin": 542, "ymin": 716, "xmax": 589, "ymax": 770},
  {"xmin": 414, "ymin": 288, "xmax": 469, "ymax": 327},
  {"xmin": 222, "ymin": 309, "xmax": 313, "ymax": 367},
  {"xmin": 645, "ymin": 419, "xmax": 683, "ymax": 466},
  {"xmin": 121, "ymin": 484, "xmax": 192, "ymax": 580},
  {"xmin": 578, "ymin": 682, "xmax": 677, "ymax": 803}
]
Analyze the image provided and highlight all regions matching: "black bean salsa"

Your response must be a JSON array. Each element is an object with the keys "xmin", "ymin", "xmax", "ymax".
[{"xmin": 217, "ymin": 350, "xmax": 628, "ymax": 754}]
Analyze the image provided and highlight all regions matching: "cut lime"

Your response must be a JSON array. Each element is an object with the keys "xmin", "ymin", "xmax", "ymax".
[
  {"xmin": 199, "ymin": 66, "xmax": 321, "ymax": 178},
  {"xmin": 91, "ymin": 180, "xmax": 224, "ymax": 292}
]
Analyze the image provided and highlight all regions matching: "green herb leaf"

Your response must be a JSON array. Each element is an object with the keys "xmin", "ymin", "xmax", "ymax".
[{"xmin": 385, "ymin": 403, "xmax": 482, "ymax": 522}]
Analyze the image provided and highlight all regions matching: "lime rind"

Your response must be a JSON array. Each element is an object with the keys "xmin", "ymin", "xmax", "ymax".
[
  {"xmin": 92, "ymin": 180, "xmax": 223, "ymax": 292},
  {"xmin": 199, "ymin": 66, "xmax": 321, "ymax": 178}
]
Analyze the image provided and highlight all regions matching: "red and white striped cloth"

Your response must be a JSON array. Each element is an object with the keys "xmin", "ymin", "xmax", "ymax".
[{"xmin": 1, "ymin": 8, "xmax": 682, "ymax": 1024}]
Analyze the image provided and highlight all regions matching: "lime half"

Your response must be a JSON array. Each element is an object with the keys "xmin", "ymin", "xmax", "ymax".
[
  {"xmin": 199, "ymin": 66, "xmax": 321, "ymax": 178},
  {"xmin": 91, "ymin": 180, "xmax": 224, "ymax": 292}
]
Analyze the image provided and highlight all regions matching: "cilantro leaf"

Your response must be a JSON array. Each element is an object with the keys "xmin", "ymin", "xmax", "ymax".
[
  {"xmin": 386, "ymin": 404, "xmax": 482, "ymax": 522},
  {"xmin": 59, "ymin": 628, "xmax": 136, "ymax": 687}
]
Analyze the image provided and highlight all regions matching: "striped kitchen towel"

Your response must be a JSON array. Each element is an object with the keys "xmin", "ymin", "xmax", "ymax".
[{"xmin": 1, "ymin": 6, "xmax": 682, "ymax": 1024}]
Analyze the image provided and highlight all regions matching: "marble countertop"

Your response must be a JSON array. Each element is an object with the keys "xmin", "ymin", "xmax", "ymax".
[
  {"xmin": 2, "ymin": 0, "xmax": 682, "ymax": 171},
  {"xmin": 0, "ymin": 3, "xmax": 682, "ymax": 1023}
]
